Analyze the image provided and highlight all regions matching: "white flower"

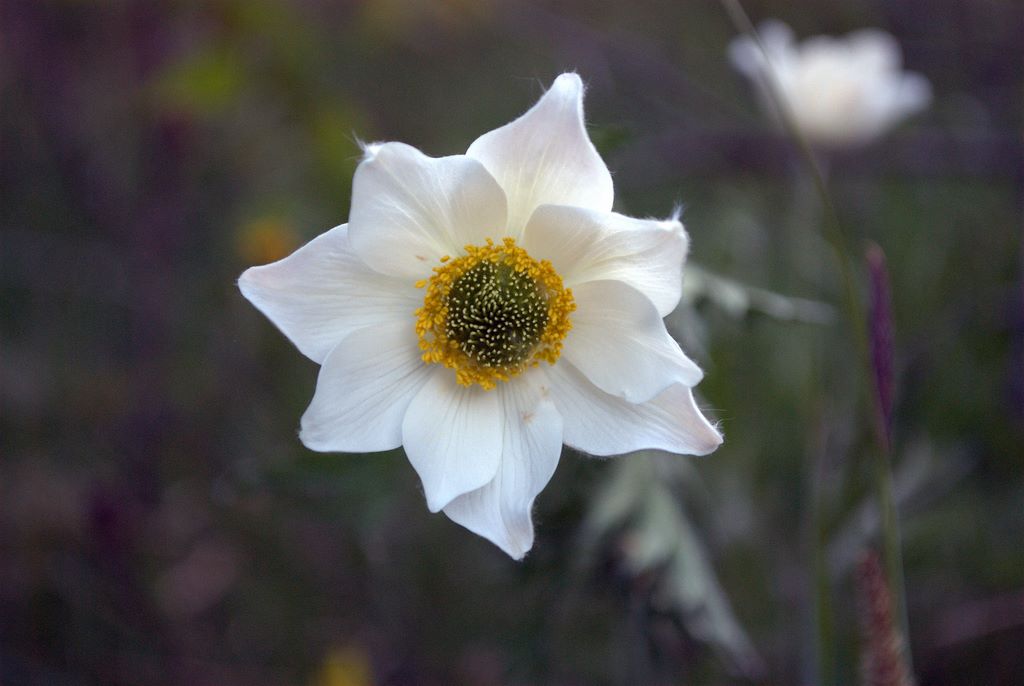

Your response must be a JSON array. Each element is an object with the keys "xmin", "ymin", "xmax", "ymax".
[
  {"xmin": 238, "ymin": 74, "xmax": 722, "ymax": 559},
  {"xmin": 729, "ymin": 20, "xmax": 932, "ymax": 146}
]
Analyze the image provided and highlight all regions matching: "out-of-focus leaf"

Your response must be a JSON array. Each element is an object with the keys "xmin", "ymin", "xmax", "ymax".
[
  {"xmin": 683, "ymin": 263, "xmax": 835, "ymax": 323},
  {"xmin": 578, "ymin": 457, "xmax": 646, "ymax": 553},
  {"xmin": 623, "ymin": 486, "xmax": 679, "ymax": 571},
  {"xmin": 579, "ymin": 453, "xmax": 766, "ymax": 678},
  {"xmin": 659, "ymin": 495, "xmax": 763, "ymax": 677},
  {"xmin": 828, "ymin": 438, "xmax": 976, "ymax": 576}
]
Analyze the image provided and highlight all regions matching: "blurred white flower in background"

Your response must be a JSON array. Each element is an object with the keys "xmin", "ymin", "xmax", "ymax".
[
  {"xmin": 239, "ymin": 74, "xmax": 722, "ymax": 559},
  {"xmin": 729, "ymin": 20, "xmax": 932, "ymax": 146}
]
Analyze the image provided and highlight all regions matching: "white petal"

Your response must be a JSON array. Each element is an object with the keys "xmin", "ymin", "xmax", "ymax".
[
  {"xmin": 546, "ymin": 362, "xmax": 722, "ymax": 457},
  {"xmin": 402, "ymin": 368, "xmax": 503, "ymax": 512},
  {"xmin": 563, "ymin": 280, "xmax": 703, "ymax": 403},
  {"xmin": 238, "ymin": 224, "xmax": 419, "ymax": 364},
  {"xmin": 846, "ymin": 29, "xmax": 901, "ymax": 73},
  {"xmin": 443, "ymin": 371, "xmax": 563, "ymax": 559},
  {"xmin": 522, "ymin": 204, "xmax": 689, "ymax": 317},
  {"xmin": 891, "ymin": 72, "xmax": 932, "ymax": 119},
  {"xmin": 759, "ymin": 19, "xmax": 797, "ymax": 61},
  {"xmin": 299, "ymin": 322, "xmax": 432, "ymax": 453},
  {"xmin": 743, "ymin": 19, "xmax": 798, "ymax": 76},
  {"xmin": 728, "ymin": 34, "xmax": 761, "ymax": 77},
  {"xmin": 348, "ymin": 142, "xmax": 508, "ymax": 279},
  {"xmin": 466, "ymin": 73, "xmax": 613, "ymax": 238}
]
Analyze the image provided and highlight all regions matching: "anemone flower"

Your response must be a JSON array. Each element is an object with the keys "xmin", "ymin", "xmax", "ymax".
[
  {"xmin": 239, "ymin": 74, "xmax": 722, "ymax": 559},
  {"xmin": 729, "ymin": 21, "xmax": 932, "ymax": 146}
]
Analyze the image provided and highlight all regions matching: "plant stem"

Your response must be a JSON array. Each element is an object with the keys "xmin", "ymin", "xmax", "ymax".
[
  {"xmin": 718, "ymin": 0, "xmax": 913, "ymax": 674},
  {"xmin": 875, "ymin": 443, "xmax": 912, "ymax": 672},
  {"xmin": 811, "ymin": 429, "xmax": 836, "ymax": 686}
]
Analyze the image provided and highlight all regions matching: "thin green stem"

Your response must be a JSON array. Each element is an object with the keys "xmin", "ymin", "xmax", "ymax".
[
  {"xmin": 875, "ymin": 444, "xmax": 912, "ymax": 672},
  {"xmin": 811, "ymin": 429, "xmax": 836, "ymax": 686},
  {"xmin": 719, "ymin": 0, "xmax": 866, "ymax": 356},
  {"xmin": 718, "ymin": 0, "xmax": 912, "ymax": 674}
]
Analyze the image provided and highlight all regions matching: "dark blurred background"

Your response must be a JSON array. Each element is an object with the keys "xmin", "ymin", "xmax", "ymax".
[{"xmin": 2, "ymin": 0, "xmax": 1022, "ymax": 684}]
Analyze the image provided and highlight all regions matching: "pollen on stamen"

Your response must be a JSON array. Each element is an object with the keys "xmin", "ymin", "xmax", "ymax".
[{"xmin": 414, "ymin": 237, "xmax": 576, "ymax": 390}]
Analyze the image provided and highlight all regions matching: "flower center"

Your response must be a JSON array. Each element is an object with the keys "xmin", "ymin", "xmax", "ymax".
[{"xmin": 415, "ymin": 237, "xmax": 575, "ymax": 390}]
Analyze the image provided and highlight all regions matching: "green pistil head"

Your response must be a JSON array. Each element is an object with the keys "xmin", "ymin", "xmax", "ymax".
[{"xmin": 445, "ymin": 260, "xmax": 549, "ymax": 368}]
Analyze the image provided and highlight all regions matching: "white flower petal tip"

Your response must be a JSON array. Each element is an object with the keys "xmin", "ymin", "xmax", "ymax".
[
  {"xmin": 356, "ymin": 140, "xmax": 402, "ymax": 164},
  {"xmin": 467, "ymin": 73, "xmax": 613, "ymax": 236},
  {"xmin": 691, "ymin": 418, "xmax": 725, "ymax": 457},
  {"xmin": 237, "ymin": 224, "xmax": 418, "ymax": 364},
  {"xmin": 357, "ymin": 140, "xmax": 385, "ymax": 162},
  {"xmin": 546, "ymin": 364, "xmax": 721, "ymax": 459},
  {"xmin": 728, "ymin": 20, "xmax": 933, "ymax": 146},
  {"xmin": 652, "ymin": 214, "xmax": 690, "ymax": 261},
  {"xmin": 549, "ymin": 71, "xmax": 585, "ymax": 100},
  {"xmin": 402, "ymin": 371, "xmax": 504, "ymax": 513},
  {"xmin": 239, "ymin": 73, "xmax": 724, "ymax": 559},
  {"xmin": 896, "ymin": 73, "xmax": 933, "ymax": 115},
  {"xmin": 443, "ymin": 378, "xmax": 563, "ymax": 560},
  {"xmin": 237, "ymin": 267, "xmax": 260, "ymax": 298}
]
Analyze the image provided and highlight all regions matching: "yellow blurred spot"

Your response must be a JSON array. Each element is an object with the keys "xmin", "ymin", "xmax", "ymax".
[
  {"xmin": 153, "ymin": 48, "xmax": 244, "ymax": 117},
  {"xmin": 236, "ymin": 217, "xmax": 299, "ymax": 265},
  {"xmin": 312, "ymin": 645, "xmax": 374, "ymax": 686}
]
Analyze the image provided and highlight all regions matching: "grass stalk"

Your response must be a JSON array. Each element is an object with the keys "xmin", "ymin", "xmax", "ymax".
[{"xmin": 718, "ymin": 0, "xmax": 913, "ymax": 675}]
